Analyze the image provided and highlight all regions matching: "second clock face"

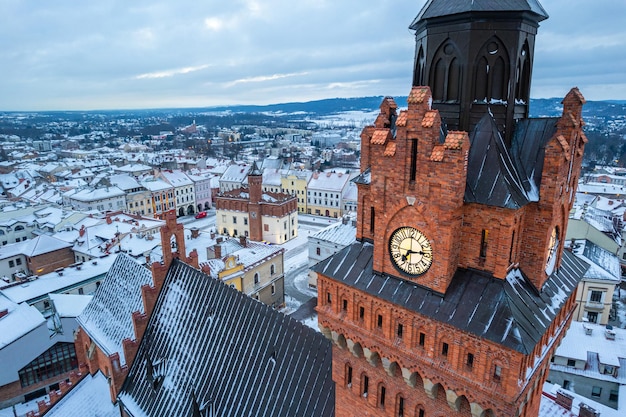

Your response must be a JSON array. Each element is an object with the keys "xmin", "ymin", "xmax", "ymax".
[{"xmin": 389, "ymin": 227, "xmax": 433, "ymax": 276}]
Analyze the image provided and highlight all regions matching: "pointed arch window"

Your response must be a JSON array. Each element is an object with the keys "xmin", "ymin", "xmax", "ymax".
[
  {"xmin": 429, "ymin": 41, "xmax": 461, "ymax": 103},
  {"xmin": 414, "ymin": 45, "xmax": 426, "ymax": 86},
  {"xmin": 491, "ymin": 57, "xmax": 506, "ymax": 100},
  {"xmin": 474, "ymin": 57, "xmax": 489, "ymax": 102},
  {"xmin": 473, "ymin": 37, "xmax": 510, "ymax": 103},
  {"xmin": 516, "ymin": 41, "xmax": 531, "ymax": 101}
]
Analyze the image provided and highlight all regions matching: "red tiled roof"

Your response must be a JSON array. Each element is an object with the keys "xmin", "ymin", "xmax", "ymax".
[
  {"xmin": 556, "ymin": 135, "xmax": 570, "ymax": 157},
  {"xmin": 444, "ymin": 132, "xmax": 466, "ymax": 150},
  {"xmin": 430, "ymin": 145, "xmax": 445, "ymax": 162},
  {"xmin": 422, "ymin": 111, "xmax": 438, "ymax": 128},
  {"xmin": 384, "ymin": 142, "xmax": 396, "ymax": 157},
  {"xmin": 396, "ymin": 111, "xmax": 408, "ymax": 127},
  {"xmin": 408, "ymin": 86, "xmax": 430, "ymax": 104},
  {"xmin": 371, "ymin": 129, "xmax": 390, "ymax": 145}
]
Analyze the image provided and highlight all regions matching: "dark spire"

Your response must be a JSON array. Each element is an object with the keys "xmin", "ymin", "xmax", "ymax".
[
  {"xmin": 409, "ymin": 0, "xmax": 548, "ymax": 145},
  {"xmin": 410, "ymin": 0, "xmax": 548, "ymax": 28}
]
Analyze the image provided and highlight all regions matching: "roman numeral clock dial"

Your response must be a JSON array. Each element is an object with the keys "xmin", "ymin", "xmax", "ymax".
[{"xmin": 389, "ymin": 227, "xmax": 433, "ymax": 276}]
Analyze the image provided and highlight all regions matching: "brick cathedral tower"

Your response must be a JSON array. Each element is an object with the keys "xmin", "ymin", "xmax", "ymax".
[{"xmin": 315, "ymin": 1, "xmax": 589, "ymax": 417}]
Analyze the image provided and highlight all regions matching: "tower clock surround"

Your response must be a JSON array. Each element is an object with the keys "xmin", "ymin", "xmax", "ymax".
[{"xmin": 388, "ymin": 226, "xmax": 433, "ymax": 276}]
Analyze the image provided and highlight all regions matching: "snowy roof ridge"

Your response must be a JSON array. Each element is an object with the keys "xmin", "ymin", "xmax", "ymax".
[
  {"xmin": 118, "ymin": 259, "xmax": 334, "ymax": 417},
  {"xmin": 77, "ymin": 254, "xmax": 153, "ymax": 365}
]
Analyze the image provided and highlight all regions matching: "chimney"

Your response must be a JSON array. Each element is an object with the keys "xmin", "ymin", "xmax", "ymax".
[
  {"xmin": 579, "ymin": 403, "xmax": 600, "ymax": 417},
  {"xmin": 216, "ymin": 237, "xmax": 223, "ymax": 244},
  {"xmin": 106, "ymin": 216, "xmax": 112, "ymax": 225},
  {"xmin": 210, "ymin": 231, "xmax": 216, "ymax": 239},
  {"xmin": 201, "ymin": 264, "xmax": 211, "ymax": 276},
  {"xmin": 556, "ymin": 390, "xmax": 574, "ymax": 411},
  {"xmin": 239, "ymin": 235, "xmax": 247, "ymax": 247},
  {"xmin": 190, "ymin": 227, "xmax": 200, "ymax": 239},
  {"xmin": 342, "ymin": 215, "xmax": 349, "ymax": 225},
  {"xmin": 214, "ymin": 244, "xmax": 222, "ymax": 259},
  {"xmin": 79, "ymin": 225, "xmax": 86, "ymax": 237}
]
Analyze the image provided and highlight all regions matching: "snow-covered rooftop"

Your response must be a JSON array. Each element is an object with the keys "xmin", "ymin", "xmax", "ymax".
[
  {"xmin": 0, "ymin": 254, "xmax": 117, "ymax": 304},
  {"xmin": 49, "ymin": 293, "xmax": 93, "ymax": 318},
  {"xmin": 309, "ymin": 219, "xmax": 356, "ymax": 247},
  {"xmin": 553, "ymin": 321, "xmax": 626, "ymax": 384},
  {"xmin": 77, "ymin": 254, "xmax": 152, "ymax": 365},
  {"xmin": 0, "ymin": 294, "xmax": 45, "ymax": 349},
  {"xmin": 541, "ymin": 382, "xmax": 622, "ymax": 417},
  {"xmin": 566, "ymin": 240, "xmax": 621, "ymax": 283},
  {"xmin": 44, "ymin": 372, "xmax": 119, "ymax": 417},
  {"xmin": 308, "ymin": 170, "xmax": 351, "ymax": 192},
  {"xmin": 0, "ymin": 235, "xmax": 72, "ymax": 260}
]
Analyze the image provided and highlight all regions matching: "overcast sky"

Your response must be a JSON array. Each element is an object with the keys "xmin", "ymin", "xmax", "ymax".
[{"xmin": 1, "ymin": 0, "xmax": 624, "ymax": 111}]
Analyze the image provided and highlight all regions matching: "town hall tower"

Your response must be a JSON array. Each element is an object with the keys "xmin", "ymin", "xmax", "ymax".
[{"xmin": 315, "ymin": 1, "xmax": 589, "ymax": 416}]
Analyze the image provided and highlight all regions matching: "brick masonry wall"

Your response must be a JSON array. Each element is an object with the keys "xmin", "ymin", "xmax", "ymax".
[
  {"xmin": 27, "ymin": 247, "xmax": 74, "ymax": 276},
  {"xmin": 319, "ymin": 275, "xmax": 579, "ymax": 417}
]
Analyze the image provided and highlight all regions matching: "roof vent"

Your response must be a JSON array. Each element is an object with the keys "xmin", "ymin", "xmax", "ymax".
[{"xmin": 605, "ymin": 328, "xmax": 616, "ymax": 340}]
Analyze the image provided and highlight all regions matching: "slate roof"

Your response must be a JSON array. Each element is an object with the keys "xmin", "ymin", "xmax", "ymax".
[
  {"xmin": 465, "ymin": 114, "xmax": 558, "ymax": 208},
  {"xmin": 118, "ymin": 259, "xmax": 334, "ymax": 417},
  {"xmin": 77, "ymin": 254, "xmax": 153, "ymax": 365},
  {"xmin": 312, "ymin": 241, "xmax": 589, "ymax": 354},
  {"xmin": 410, "ymin": 0, "xmax": 549, "ymax": 29}
]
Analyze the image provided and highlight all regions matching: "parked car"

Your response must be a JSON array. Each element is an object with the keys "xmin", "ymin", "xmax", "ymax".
[{"xmin": 195, "ymin": 211, "xmax": 207, "ymax": 219}]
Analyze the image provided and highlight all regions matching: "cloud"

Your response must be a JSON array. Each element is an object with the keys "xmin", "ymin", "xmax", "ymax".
[
  {"xmin": 0, "ymin": 0, "xmax": 624, "ymax": 110},
  {"xmin": 135, "ymin": 65, "xmax": 213, "ymax": 80},
  {"xmin": 225, "ymin": 72, "xmax": 310, "ymax": 87}
]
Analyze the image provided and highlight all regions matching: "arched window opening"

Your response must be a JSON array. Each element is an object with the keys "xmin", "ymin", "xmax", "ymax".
[
  {"xmin": 432, "ymin": 59, "xmax": 446, "ymax": 101},
  {"xmin": 491, "ymin": 57, "xmax": 506, "ymax": 100},
  {"xmin": 414, "ymin": 45, "xmax": 426, "ymax": 86},
  {"xmin": 447, "ymin": 58, "xmax": 461, "ymax": 102},
  {"xmin": 474, "ymin": 57, "xmax": 489, "ymax": 101}
]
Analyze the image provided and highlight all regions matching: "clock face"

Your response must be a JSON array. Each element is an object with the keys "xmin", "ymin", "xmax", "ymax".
[{"xmin": 389, "ymin": 227, "xmax": 433, "ymax": 276}]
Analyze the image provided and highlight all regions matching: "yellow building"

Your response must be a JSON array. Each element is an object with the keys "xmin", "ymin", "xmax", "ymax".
[
  {"xmin": 281, "ymin": 169, "xmax": 312, "ymax": 214},
  {"xmin": 205, "ymin": 236, "xmax": 285, "ymax": 308}
]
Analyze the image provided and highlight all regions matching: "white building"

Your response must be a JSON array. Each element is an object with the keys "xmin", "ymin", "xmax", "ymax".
[
  {"xmin": 306, "ymin": 170, "xmax": 352, "ymax": 218},
  {"xmin": 65, "ymin": 187, "xmax": 126, "ymax": 214},
  {"xmin": 549, "ymin": 321, "xmax": 626, "ymax": 411},
  {"xmin": 307, "ymin": 216, "xmax": 356, "ymax": 288},
  {"xmin": 0, "ymin": 293, "xmax": 89, "ymax": 408},
  {"xmin": 219, "ymin": 163, "xmax": 250, "ymax": 192},
  {"xmin": 567, "ymin": 239, "xmax": 621, "ymax": 325}
]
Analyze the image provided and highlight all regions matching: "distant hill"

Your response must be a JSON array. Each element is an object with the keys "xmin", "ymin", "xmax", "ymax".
[{"xmin": 207, "ymin": 96, "xmax": 625, "ymax": 121}]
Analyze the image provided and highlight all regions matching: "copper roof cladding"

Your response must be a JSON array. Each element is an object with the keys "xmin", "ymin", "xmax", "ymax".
[
  {"xmin": 410, "ymin": 0, "xmax": 549, "ymax": 29},
  {"xmin": 118, "ymin": 259, "xmax": 334, "ymax": 417},
  {"xmin": 313, "ymin": 242, "xmax": 588, "ymax": 355}
]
